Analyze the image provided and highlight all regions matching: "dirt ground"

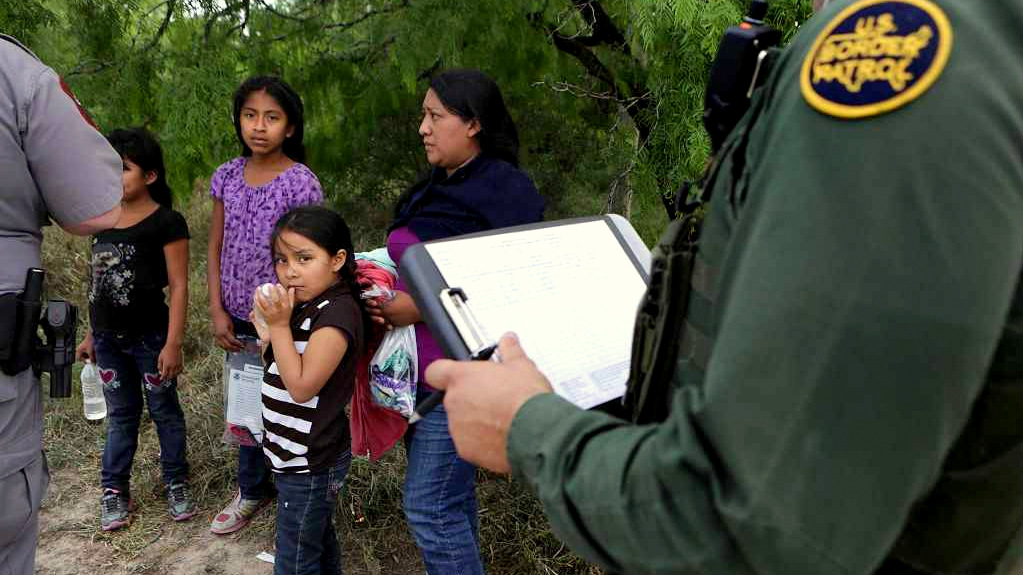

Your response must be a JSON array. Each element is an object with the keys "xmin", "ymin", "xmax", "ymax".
[
  {"xmin": 32, "ymin": 468, "xmax": 1023, "ymax": 575},
  {"xmin": 34, "ymin": 470, "xmax": 421, "ymax": 575},
  {"xmin": 36, "ymin": 468, "xmax": 271, "ymax": 575}
]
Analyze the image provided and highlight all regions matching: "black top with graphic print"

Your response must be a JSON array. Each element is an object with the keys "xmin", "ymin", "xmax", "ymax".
[
  {"xmin": 261, "ymin": 282, "xmax": 364, "ymax": 474},
  {"xmin": 88, "ymin": 206, "xmax": 189, "ymax": 334}
]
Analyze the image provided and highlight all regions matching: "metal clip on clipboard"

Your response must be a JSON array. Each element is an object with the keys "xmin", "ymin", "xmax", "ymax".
[
  {"xmin": 408, "ymin": 287, "xmax": 498, "ymax": 424},
  {"xmin": 440, "ymin": 287, "xmax": 498, "ymax": 361}
]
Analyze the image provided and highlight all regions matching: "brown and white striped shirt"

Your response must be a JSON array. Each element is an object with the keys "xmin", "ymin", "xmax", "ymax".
[{"xmin": 261, "ymin": 282, "xmax": 363, "ymax": 474}]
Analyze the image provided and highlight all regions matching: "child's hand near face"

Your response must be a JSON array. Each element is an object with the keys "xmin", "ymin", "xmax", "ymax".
[{"xmin": 254, "ymin": 284, "xmax": 295, "ymax": 330}]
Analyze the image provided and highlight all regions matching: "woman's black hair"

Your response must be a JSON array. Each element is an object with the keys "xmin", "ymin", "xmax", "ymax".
[
  {"xmin": 233, "ymin": 75, "xmax": 306, "ymax": 163},
  {"xmin": 429, "ymin": 68, "xmax": 520, "ymax": 167},
  {"xmin": 270, "ymin": 205, "xmax": 369, "ymax": 333},
  {"xmin": 391, "ymin": 69, "xmax": 520, "ymax": 224},
  {"xmin": 105, "ymin": 127, "xmax": 173, "ymax": 208}
]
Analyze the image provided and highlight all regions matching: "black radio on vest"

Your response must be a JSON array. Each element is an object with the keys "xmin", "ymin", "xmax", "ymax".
[
  {"xmin": 667, "ymin": 0, "xmax": 781, "ymax": 219},
  {"xmin": 627, "ymin": 0, "xmax": 782, "ymax": 422},
  {"xmin": 702, "ymin": 0, "xmax": 782, "ymax": 153}
]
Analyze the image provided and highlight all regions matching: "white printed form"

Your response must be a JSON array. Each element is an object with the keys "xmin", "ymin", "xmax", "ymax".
[
  {"xmin": 226, "ymin": 361, "xmax": 266, "ymax": 435},
  {"xmin": 425, "ymin": 220, "xmax": 647, "ymax": 409}
]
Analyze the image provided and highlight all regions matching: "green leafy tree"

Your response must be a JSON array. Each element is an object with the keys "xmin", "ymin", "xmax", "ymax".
[{"xmin": 2, "ymin": 0, "xmax": 810, "ymax": 242}]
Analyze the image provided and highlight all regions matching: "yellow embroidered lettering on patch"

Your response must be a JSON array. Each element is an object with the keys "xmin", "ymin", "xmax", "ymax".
[{"xmin": 800, "ymin": 0, "xmax": 952, "ymax": 119}]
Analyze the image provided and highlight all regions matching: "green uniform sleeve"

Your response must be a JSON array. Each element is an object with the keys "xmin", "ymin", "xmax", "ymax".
[{"xmin": 507, "ymin": 2, "xmax": 1023, "ymax": 573}]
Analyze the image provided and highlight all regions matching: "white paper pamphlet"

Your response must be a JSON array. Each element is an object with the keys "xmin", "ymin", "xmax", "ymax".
[{"xmin": 226, "ymin": 356, "xmax": 265, "ymax": 438}]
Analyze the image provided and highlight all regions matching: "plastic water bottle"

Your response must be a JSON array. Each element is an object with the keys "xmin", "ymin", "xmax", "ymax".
[{"xmin": 80, "ymin": 360, "xmax": 107, "ymax": 421}]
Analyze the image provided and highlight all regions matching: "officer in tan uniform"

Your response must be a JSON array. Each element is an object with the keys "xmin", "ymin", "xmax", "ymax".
[{"xmin": 0, "ymin": 35, "xmax": 122, "ymax": 575}]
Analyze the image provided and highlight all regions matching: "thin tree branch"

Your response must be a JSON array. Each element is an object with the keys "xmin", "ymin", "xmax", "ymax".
[
  {"xmin": 417, "ymin": 57, "xmax": 443, "ymax": 81},
  {"xmin": 225, "ymin": 0, "xmax": 252, "ymax": 38},
  {"xmin": 139, "ymin": 0, "xmax": 176, "ymax": 53},
  {"xmin": 319, "ymin": 0, "xmax": 409, "ymax": 32},
  {"xmin": 66, "ymin": 60, "xmax": 115, "ymax": 77},
  {"xmin": 67, "ymin": 0, "xmax": 176, "ymax": 78},
  {"xmin": 529, "ymin": 1, "xmax": 653, "ymax": 141},
  {"xmin": 268, "ymin": 0, "xmax": 409, "ymax": 42},
  {"xmin": 138, "ymin": 0, "xmax": 171, "ymax": 29},
  {"xmin": 570, "ymin": 0, "xmax": 629, "ymax": 53},
  {"xmin": 532, "ymin": 0, "xmax": 674, "ymax": 218},
  {"xmin": 528, "ymin": 12, "xmax": 620, "ymax": 96},
  {"xmin": 531, "ymin": 79, "xmax": 649, "ymax": 111},
  {"xmin": 203, "ymin": 0, "xmax": 244, "ymax": 46},
  {"xmin": 256, "ymin": 0, "xmax": 311, "ymax": 22},
  {"xmin": 320, "ymin": 34, "xmax": 397, "ymax": 63}
]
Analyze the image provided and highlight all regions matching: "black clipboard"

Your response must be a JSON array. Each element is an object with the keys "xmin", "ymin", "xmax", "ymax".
[{"xmin": 400, "ymin": 215, "xmax": 650, "ymax": 413}]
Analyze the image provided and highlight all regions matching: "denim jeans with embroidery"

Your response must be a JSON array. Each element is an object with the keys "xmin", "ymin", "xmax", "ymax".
[
  {"xmin": 404, "ymin": 392, "xmax": 483, "ymax": 575},
  {"xmin": 94, "ymin": 331, "xmax": 188, "ymax": 492},
  {"xmin": 273, "ymin": 451, "xmax": 351, "ymax": 575}
]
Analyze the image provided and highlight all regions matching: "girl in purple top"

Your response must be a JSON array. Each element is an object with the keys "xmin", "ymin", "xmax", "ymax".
[
  {"xmin": 367, "ymin": 69, "xmax": 544, "ymax": 575},
  {"xmin": 207, "ymin": 75, "xmax": 323, "ymax": 536}
]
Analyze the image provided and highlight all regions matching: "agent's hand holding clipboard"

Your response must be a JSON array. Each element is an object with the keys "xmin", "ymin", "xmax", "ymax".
[{"xmin": 426, "ymin": 332, "xmax": 553, "ymax": 473}]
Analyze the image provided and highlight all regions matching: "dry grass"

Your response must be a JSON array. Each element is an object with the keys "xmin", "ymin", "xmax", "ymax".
[{"xmin": 38, "ymin": 186, "xmax": 602, "ymax": 575}]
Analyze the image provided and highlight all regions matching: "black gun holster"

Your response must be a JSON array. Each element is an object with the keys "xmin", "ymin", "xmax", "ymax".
[{"xmin": 0, "ymin": 269, "xmax": 78, "ymax": 397}]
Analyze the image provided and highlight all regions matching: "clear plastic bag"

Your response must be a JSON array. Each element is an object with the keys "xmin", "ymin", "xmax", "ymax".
[
  {"xmin": 222, "ymin": 335, "xmax": 265, "ymax": 447},
  {"xmin": 368, "ymin": 325, "xmax": 417, "ymax": 417},
  {"xmin": 360, "ymin": 283, "xmax": 396, "ymax": 302}
]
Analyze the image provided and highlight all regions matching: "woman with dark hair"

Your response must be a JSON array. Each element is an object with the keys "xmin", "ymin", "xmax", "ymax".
[
  {"xmin": 367, "ymin": 68, "xmax": 545, "ymax": 574},
  {"xmin": 207, "ymin": 75, "xmax": 324, "ymax": 535}
]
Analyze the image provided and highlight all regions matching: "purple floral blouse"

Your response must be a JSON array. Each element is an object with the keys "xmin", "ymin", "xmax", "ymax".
[{"xmin": 211, "ymin": 157, "xmax": 323, "ymax": 321}]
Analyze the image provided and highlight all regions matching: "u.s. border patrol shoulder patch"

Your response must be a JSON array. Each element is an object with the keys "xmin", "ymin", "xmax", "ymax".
[{"xmin": 800, "ymin": 0, "xmax": 952, "ymax": 119}]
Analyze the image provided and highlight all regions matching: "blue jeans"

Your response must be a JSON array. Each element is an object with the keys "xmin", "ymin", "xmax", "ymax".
[
  {"xmin": 274, "ymin": 451, "xmax": 351, "ymax": 575},
  {"xmin": 231, "ymin": 317, "xmax": 273, "ymax": 500},
  {"xmin": 95, "ymin": 331, "xmax": 188, "ymax": 491},
  {"xmin": 404, "ymin": 395, "xmax": 483, "ymax": 575}
]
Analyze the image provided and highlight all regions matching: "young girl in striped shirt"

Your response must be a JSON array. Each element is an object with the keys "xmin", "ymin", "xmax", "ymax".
[{"xmin": 252, "ymin": 205, "xmax": 365, "ymax": 574}]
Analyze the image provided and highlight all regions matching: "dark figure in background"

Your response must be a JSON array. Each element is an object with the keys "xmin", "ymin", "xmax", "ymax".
[
  {"xmin": 426, "ymin": 1, "xmax": 1023, "ymax": 573},
  {"xmin": 366, "ymin": 68, "xmax": 544, "ymax": 574},
  {"xmin": 0, "ymin": 35, "xmax": 122, "ymax": 575}
]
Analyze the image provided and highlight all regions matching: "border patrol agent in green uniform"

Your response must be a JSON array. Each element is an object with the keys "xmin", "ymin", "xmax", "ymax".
[
  {"xmin": 426, "ymin": 0, "xmax": 1023, "ymax": 573},
  {"xmin": 0, "ymin": 35, "xmax": 122, "ymax": 575}
]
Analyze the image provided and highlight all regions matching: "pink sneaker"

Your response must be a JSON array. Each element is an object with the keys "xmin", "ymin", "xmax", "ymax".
[{"xmin": 210, "ymin": 490, "xmax": 271, "ymax": 535}]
